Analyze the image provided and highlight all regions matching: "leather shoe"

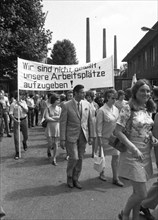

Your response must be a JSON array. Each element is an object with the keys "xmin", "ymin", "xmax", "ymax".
[
  {"xmin": 113, "ymin": 179, "xmax": 124, "ymax": 187},
  {"xmin": 47, "ymin": 150, "xmax": 51, "ymax": 158},
  {"xmin": 118, "ymin": 210, "xmax": 123, "ymax": 220},
  {"xmin": 52, "ymin": 160, "xmax": 58, "ymax": 166},
  {"xmin": 67, "ymin": 177, "xmax": 74, "ymax": 188},
  {"xmin": 73, "ymin": 180, "xmax": 82, "ymax": 189},
  {"xmin": 23, "ymin": 142, "xmax": 28, "ymax": 151},
  {"xmin": 99, "ymin": 174, "xmax": 107, "ymax": 181},
  {"xmin": 7, "ymin": 133, "xmax": 12, "ymax": 137},
  {"xmin": 140, "ymin": 205, "xmax": 155, "ymax": 220}
]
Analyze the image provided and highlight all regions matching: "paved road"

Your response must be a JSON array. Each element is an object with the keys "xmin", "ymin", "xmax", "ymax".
[{"xmin": 1, "ymin": 126, "xmax": 158, "ymax": 220}]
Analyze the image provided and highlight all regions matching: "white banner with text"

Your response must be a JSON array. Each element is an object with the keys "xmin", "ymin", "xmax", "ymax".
[{"xmin": 18, "ymin": 56, "xmax": 114, "ymax": 91}]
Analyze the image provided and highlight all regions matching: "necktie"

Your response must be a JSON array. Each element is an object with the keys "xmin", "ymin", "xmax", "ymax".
[{"xmin": 77, "ymin": 102, "xmax": 81, "ymax": 116}]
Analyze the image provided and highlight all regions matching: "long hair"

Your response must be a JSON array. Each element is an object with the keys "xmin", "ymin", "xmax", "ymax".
[{"xmin": 130, "ymin": 79, "xmax": 156, "ymax": 113}]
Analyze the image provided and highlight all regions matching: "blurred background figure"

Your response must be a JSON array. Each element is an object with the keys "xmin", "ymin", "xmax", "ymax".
[
  {"xmin": 0, "ymin": 102, "xmax": 3, "ymax": 140},
  {"xmin": 26, "ymin": 94, "xmax": 35, "ymax": 128},
  {"xmin": 66, "ymin": 90, "xmax": 73, "ymax": 101},
  {"xmin": 59, "ymin": 93, "xmax": 66, "ymax": 108},
  {"xmin": 9, "ymin": 96, "xmax": 16, "ymax": 132},
  {"xmin": 0, "ymin": 90, "xmax": 11, "ymax": 137},
  {"xmin": 115, "ymin": 90, "xmax": 128, "ymax": 112},
  {"xmin": 85, "ymin": 90, "xmax": 99, "ymax": 157},
  {"xmin": 34, "ymin": 94, "xmax": 41, "ymax": 126},
  {"xmin": 94, "ymin": 92, "xmax": 104, "ymax": 108},
  {"xmin": 9, "ymin": 91, "xmax": 28, "ymax": 160},
  {"xmin": 39, "ymin": 94, "xmax": 48, "ymax": 119},
  {"xmin": 125, "ymin": 87, "xmax": 132, "ymax": 101}
]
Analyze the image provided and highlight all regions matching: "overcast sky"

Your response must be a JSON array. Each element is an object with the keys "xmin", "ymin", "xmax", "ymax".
[{"xmin": 42, "ymin": 0, "xmax": 158, "ymax": 68}]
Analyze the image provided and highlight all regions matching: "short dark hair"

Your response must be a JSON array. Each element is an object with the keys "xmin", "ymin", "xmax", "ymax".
[
  {"xmin": 73, "ymin": 84, "xmax": 84, "ymax": 95},
  {"xmin": 50, "ymin": 93, "xmax": 59, "ymax": 104},
  {"xmin": 29, "ymin": 94, "xmax": 34, "ymax": 98},
  {"xmin": 104, "ymin": 88, "xmax": 117, "ymax": 103},
  {"xmin": 60, "ymin": 93, "xmax": 66, "ymax": 102},
  {"xmin": 67, "ymin": 90, "xmax": 73, "ymax": 95},
  {"xmin": 117, "ymin": 90, "xmax": 125, "ymax": 99}
]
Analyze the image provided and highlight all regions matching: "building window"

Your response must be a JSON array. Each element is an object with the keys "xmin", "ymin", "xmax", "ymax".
[
  {"xmin": 144, "ymin": 51, "xmax": 147, "ymax": 69},
  {"xmin": 150, "ymin": 45, "xmax": 155, "ymax": 67},
  {"xmin": 138, "ymin": 55, "xmax": 141, "ymax": 72},
  {"xmin": 153, "ymin": 46, "xmax": 156, "ymax": 66}
]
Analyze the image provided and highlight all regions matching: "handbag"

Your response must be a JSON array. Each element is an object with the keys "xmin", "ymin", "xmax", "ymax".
[
  {"xmin": 93, "ymin": 147, "xmax": 105, "ymax": 173},
  {"xmin": 109, "ymin": 110, "xmax": 134, "ymax": 152},
  {"xmin": 109, "ymin": 137, "xmax": 127, "ymax": 152},
  {"xmin": 41, "ymin": 107, "xmax": 50, "ymax": 128},
  {"xmin": 42, "ymin": 119, "xmax": 47, "ymax": 128}
]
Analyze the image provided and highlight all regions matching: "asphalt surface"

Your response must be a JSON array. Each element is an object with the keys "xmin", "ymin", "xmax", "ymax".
[{"xmin": 0, "ymin": 125, "xmax": 158, "ymax": 220}]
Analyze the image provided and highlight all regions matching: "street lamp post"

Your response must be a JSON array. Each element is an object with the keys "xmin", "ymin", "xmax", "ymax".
[{"xmin": 141, "ymin": 26, "xmax": 156, "ymax": 32}]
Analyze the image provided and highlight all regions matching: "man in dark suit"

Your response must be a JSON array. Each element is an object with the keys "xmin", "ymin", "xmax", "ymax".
[{"xmin": 60, "ymin": 84, "xmax": 94, "ymax": 189}]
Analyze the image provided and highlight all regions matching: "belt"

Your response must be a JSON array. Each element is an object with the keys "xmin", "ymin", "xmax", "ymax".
[{"xmin": 15, "ymin": 117, "xmax": 27, "ymax": 121}]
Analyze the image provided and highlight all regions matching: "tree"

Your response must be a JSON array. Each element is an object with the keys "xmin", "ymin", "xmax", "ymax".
[
  {"xmin": 0, "ymin": 0, "xmax": 52, "ymax": 85},
  {"xmin": 49, "ymin": 39, "xmax": 78, "ymax": 65}
]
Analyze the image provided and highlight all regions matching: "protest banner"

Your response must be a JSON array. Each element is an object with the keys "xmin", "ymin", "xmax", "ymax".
[{"xmin": 18, "ymin": 56, "xmax": 114, "ymax": 91}]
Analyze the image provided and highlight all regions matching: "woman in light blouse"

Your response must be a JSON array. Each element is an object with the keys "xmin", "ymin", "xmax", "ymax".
[{"xmin": 96, "ymin": 88, "xmax": 124, "ymax": 187}]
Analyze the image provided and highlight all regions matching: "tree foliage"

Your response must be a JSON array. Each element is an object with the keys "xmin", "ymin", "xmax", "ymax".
[
  {"xmin": 49, "ymin": 39, "xmax": 78, "ymax": 65},
  {"xmin": 0, "ymin": 0, "xmax": 52, "ymax": 83}
]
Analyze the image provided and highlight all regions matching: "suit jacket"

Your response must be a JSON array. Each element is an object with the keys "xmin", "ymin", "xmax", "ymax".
[{"xmin": 60, "ymin": 98, "xmax": 94, "ymax": 143}]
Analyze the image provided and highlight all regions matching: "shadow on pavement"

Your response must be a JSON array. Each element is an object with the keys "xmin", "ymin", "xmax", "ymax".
[
  {"xmin": 4, "ymin": 176, "xmax": 132, "ymax": 202},
  {"xmin": 6, "ymin": 157, "xmax": 51, "ymax": 168}
]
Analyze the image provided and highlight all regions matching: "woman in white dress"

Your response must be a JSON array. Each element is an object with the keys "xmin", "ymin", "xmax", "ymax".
[
  {"xmin": 115, "ymin": 79, "xmax": 157, "ymax": 220},
  {"xmin": 96, "ymin": 88, "xmax": 124, "ymax": 187},
  {"xmin": 45, "ymin": 93, "xmax": 61, "ymax": 165}
]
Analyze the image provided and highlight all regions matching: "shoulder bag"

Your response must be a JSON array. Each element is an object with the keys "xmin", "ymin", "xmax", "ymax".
[
  {"xmin": 109, "ymin": 110, "xmax": 134, "ymax": 152},
  {"xmin": 41, "ymin": 107, "xmax": 50, "ymax": 128}
]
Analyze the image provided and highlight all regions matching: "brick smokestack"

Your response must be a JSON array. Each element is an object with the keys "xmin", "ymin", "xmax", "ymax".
[
  {"xmin": 114, "ymin": 35, "xmax": 117, "ymax": 69},
  {"xmin": 103, "ymin": 28, "xmax": 106, "ymax": 58},
  {"xmin": 86, "ymin": 17, "xmax": 90, "ymax": 63}
]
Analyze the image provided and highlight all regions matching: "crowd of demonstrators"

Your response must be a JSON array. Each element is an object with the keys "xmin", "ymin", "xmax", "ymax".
[
  {"xmin": 115, "ymin": 79, "xmax": 157, "ymax": 220},
  {"xmin": 1, "ymin": 80, "xmax": 158, "ymax": 219},
  {"xmin": 60, "ymin": 85, "xmax": 94, "ymax": 189},
  {"xmin": 96, "ymin": 89, "xmax": 124, "ymax": 187},
  {"xmin": 0, "ymin": 90, "xmax": 12, "ymax": 137},
  {"xmin": 45, "ymin": 93, "xmax": 61, "ymax": 166}
]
